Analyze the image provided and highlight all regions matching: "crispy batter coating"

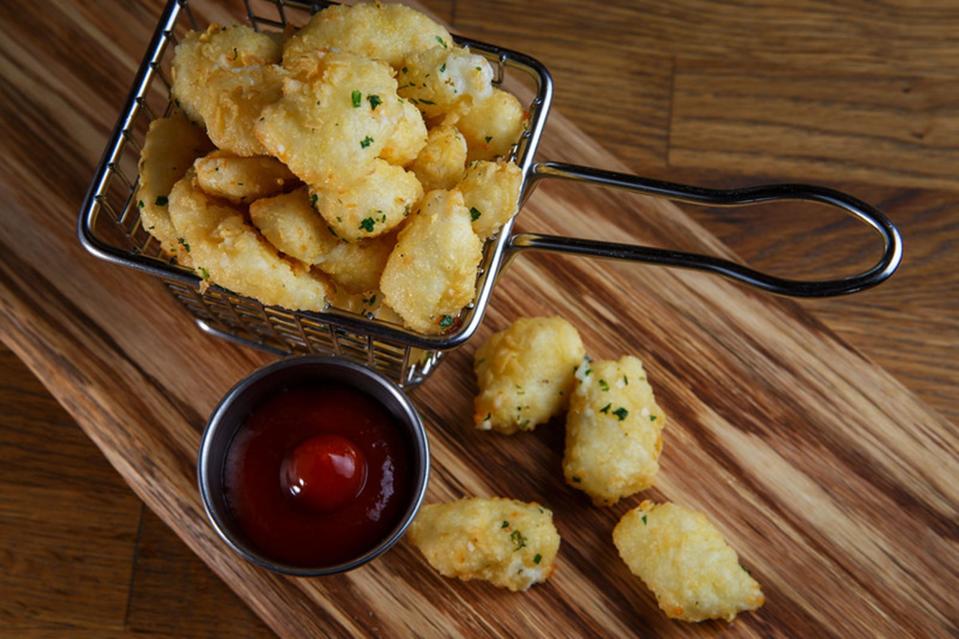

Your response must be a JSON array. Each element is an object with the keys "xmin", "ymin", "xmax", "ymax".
[
  {"xmin": 412, "ymin": 124, "xmax": 468, "ymax": 191},
  {"xmin": 171, "ymin": 24, "xmax": 283, "ymax": 156},
  {"xmin": 380, "ymin": 189, "xmax": 482, "ymax": 334},
  {"xmin": 408, "ymin": 497, "xmax": 560, "ymax": 592},
  {"xmin": 136, "ymin": 111, "xmax": 213, "ymax": 265},
  {"xmin": 613, "ymin": 501, "xmax": 764, "ymax": 622},
  {"xmin": 457, "ymin": 159, "xmax": 522, "ymax": 239},
  {"xmin": 249, "ymin": 187, "xmax": 395, "ymax": 293},
  {"xmin": 193, "ymin": 151, "xmax": 296, "ymax": 203},
  {"xmin": 380, "ymin": 99, "xmax": 429, "ymax": 166},
  {"xmin": 256, "ymin": 52, "xmax": 408, "ymax": 186},
  {"xmin": 398, "ymin": 46, "xmax": 493, "ymax": 119},
  {"xmin": 473, "ymin": 317, "xmax": 585, "ymax": 434},
  {"xmin": 168, "ymin": 173, "xmax": 329, "ymax": 310},
  {"xmin": 283, "ymin": 2, "xmax": 452, "ymax": 69},
  {"xmin": 310, "ymin": 158, "xmax": 423, "ymax": 241},
  {"xmin": 563, "ymin": 356, "xmax": 666, "ymax": 506},
  {"xmin": 458, "ymin": 88, "xmax": 525, "ymax": 162}
]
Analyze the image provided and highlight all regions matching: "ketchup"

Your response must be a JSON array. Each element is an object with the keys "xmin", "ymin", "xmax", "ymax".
[{"xmin": 223, "ymin": 383, "xmax": 412, "ymax": 567}]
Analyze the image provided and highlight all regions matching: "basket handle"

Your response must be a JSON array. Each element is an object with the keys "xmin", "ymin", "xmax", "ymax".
[{"xmin": 507, "ymin": 161, "xmax": 903, "ymax": 297}]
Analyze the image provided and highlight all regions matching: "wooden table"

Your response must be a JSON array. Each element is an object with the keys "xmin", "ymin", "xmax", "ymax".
[{"xmin": 1, "ymin": 1, "xmax": 956, "ymax": 637}]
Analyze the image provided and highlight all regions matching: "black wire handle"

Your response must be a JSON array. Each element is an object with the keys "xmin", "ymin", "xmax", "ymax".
[{"xmin": 507, "ymin": 161, "xmax": 903, "ymax": 297}]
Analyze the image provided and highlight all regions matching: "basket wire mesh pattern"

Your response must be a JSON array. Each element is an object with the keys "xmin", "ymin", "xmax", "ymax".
[{"xmin": 78, "ymin": 0, "xmax": 553, "ymax": 387}]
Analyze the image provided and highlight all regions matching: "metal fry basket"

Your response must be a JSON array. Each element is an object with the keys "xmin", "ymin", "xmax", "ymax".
[{"xmin": 78, "ymin": 0, "xmax": 903, "ymax": 387}]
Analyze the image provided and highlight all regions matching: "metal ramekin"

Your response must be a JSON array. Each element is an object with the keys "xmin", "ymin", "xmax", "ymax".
[{"xmin": 197, "ymin": 356, "xmax": 430, "ymax": 576}]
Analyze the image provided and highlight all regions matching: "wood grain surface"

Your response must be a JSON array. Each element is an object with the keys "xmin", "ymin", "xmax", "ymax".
[{"xmin": 1, "ymin": 1, "xmax": 957, "ymax": 637}]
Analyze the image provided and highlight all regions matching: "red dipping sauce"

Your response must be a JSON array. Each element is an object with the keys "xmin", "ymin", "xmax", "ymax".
[{"xmin": 223, "ymin": 383, "xmax": 413, "ymax": 567}]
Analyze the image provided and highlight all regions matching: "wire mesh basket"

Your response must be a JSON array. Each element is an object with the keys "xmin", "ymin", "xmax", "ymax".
[{"xmin": 79, "ymin": 0, "xmax": 902, "ymax": 388}]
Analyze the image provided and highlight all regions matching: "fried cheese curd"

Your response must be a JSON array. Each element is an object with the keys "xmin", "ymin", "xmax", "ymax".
[
  {"xmin": 398, "ymin": 45, "xmax": 494, "ymax": 119},
  {"xmin": 168, "ymin": 172, "xmax": 329, "ymax": 311},
  {"xmin": 380, "ymin": 189, "xmax": 482, "ymax": 334},
  {"xmin": 249, "ymin": 187, "xmax": 394, "ymax": 294},
  {"xmin": 136, "ymin": 111, "xmax": 213, "ymax": 265},
  {"xmin": 457, "ymin": 88, "xmax": 526, "ymax": 162},
  {"xmin": 193, "ymin": 151, "xmax": 296, "ymax": 203},
  {"xmin": 563, "ymin": 356, "xmax": 666, "ymax": 506},
  {"xmin": 473, "ymin": 317, "xmax": 585, "ymax": 434},
  {"xmin": 408, "ymin": 497, "xmax": 560, "ymax": 592},
  {"xmin": 457, "ymin": 159, "xmax": 523, "ymax": 239},
  {"xmin": 412, "ymin": 124, "xmax": 468, "ymax": 191},
  {"xmin": 613, "ymin": 501, "xmax": 764, "ymax": 623},
  {"xmin": 283, "ymin": 2, "xmax": 452, "ymax": 69},
  {"xmin": 171, "ymin": 24, "xmax": 283, "ymax": 156}
]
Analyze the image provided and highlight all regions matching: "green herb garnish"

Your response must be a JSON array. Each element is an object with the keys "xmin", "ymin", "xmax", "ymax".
[
  {"xmin": 598, "ymin": 379, "xmax": 609, "ymax": 391},
  {"xmin": 177, "ymin": 237, "xmax": 190, "ymax": 252},
  {"xmin": 612, "ymin": 407, "xmax": 628, "ymax": 421},
  {"xmin": 154, "ymin": 195, "xmax": 168, "ymax": 206},
  {"xmin": 359, "ymin": 217, "xmax": 375, "ymax": 232},
  {"xmin": 360, "ymin": 135, "xmax": 374, "ymax": 148},
  {"xmin": 351, "ymin": 89, "xmax": 362, "ymax": 107},
  {"xmin": 501, "ymin": 520, "xmax": 509, "ymax": 529},
  {"xmin": 310, "ymin": 193, "xmax": 318, "ymax": 207},
  {"xmin": 435, "ymin": 36, "xmax": 447, "ymax": 48},
  {"xmin": 439, "ymin": 314, "xmax": 454, "ymax": 328},
  {"xmin": 533, "ymin": 553, "xmax": 542, "ymax": 564},
  {"xmin": 641, "ymin": 514, "xmax": 648, "ymax": 525},
  {"xmin": 196, "ymin": 266, "xmax": 210, "ymax": 280},
  {"xmin": 484, "ymin": 135, "xmax": 493, "ymax": 143},
  {"xmin": 510, "ymin": 529, "xmax": 527, "ymax": 550},
  {"xmin": 600, "ymin": 403, "xmax": 611, "ymax": 414},
  {"xmin": 367, "ymin": 94, "xmax": 382, "ymax": 110},
  {"xmin": 469, "ymin": 206, "xmax": 482, "ymax": 221},
  {"xmin": 439, "ymin": 63, "xmax": 446, "ymax": 73},
  {"xmin": 650, "ymin": 415, "xmax": 657, "ymax": 422}
]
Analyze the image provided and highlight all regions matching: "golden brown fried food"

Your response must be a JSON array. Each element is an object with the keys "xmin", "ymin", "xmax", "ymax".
[
  {"xmin": 171, "ymin": 24, "xmax": 283, "ymax": 156},
  {"xmin": 408, "ymin": 497, "xmax": 560, "ymax": 592},
  {"xmin": 168, "ymin": 173, "xmax": 329, "ymax": 310},
  {"xmin": 412, "ymin": 124, "xmax": 467, "ymax": 191},
  {"xmin": 473, "ymin": 317, "xmax": 585, "ymax": 434},
  {"xmin": 283, "ymin": 2, "xmax": 452, "ymax": 69},
  {"xmin": 457, "ymin": 159, "xmax": 522, "ymax": 239},
  {"xmin": 249, "ymin": 187, "xmax": 395, "ymax": 293},
  {"xmin": 193, "ymin": 151, "xmax": 296, "ymax": 203},
  {"xmin": 310, "ymin": 158, "xmax": 423, "ymax": 241},
  {"xmin": 613, "ymin": 501, "xmax": 764, "ymax": 623},
  {"xmin": 398, "ymin": 46, "xmax": 494, "ymax": 119},
  {"xmin": 136, "ymin": 111, "xmax": 213, "ymax": 266},
  {"xmin": 380, "ymin": 189, "xmax": 483, "ymax": 334},
  {"xmin": 563, "ymin": 356, "xmax": 666, "ymax": 506},
  {"xmin": 256, "ymin": 51, "xmax": 409, "ymax": 186},
  {"xmin": 457, "ymin": 88, "xmax": 525, "ymax": 162},
  {"xmin": 380, "ymin": 98, "xmax": 428, "ymax": 166}
]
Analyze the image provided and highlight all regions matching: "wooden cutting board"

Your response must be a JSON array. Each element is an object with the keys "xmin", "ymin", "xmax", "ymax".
[{"xmin": 0, "ymin": 1, "xmax": 956, "ymax": 637}]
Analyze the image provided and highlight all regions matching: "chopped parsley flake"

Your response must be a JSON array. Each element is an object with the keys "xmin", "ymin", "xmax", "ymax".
[
  {"xmin": 359, "ymin": 217, "xmax": 375, "ymax": 232},
  {"xmin": 533, "ymin": 553, "xmax": 542, "ymax": 564},
  {"xmin": 598, "ymin": 379, "xmax": 609, "ymax": 391},
  {"xmin": 509, "ymin": 529, "xmax": 527, "ymax": 550},
  {"xmin": 360, "ymin": 135, "xmax": 374, "ymax": 148},
  {"xmin": 367, "ymin": 94, "xmax": 382, "ymax": 110},
  {"xmin": 439, "ymin": 63, "xmax": 446, "ymax": 73},
  {"xmin": 650, "ymin": 415, "xmax": 657, "ymax": 422},
  {"xmin": 613, "ymin": 407, "xmax": 629, "ymax": 421},
  {"xmin": 641, "ymin": 514, "xmax": 648, "ymax": 525},
  {"xmin": 600, "ymin": 403, "xmax": 611, "ymax": 414},
  {"xmin": 310, "ymin": 193, "xmax": 318, "ymax": 206},
  {"xmin": 439, "ymin": 314, "xmax": 454, "ymax": 328},
  {"xmin": 196, "ymin": 266, "xmax": 210, "ymax": 280},
  {"xmin": 435, "ymin": 36, "xmax": 447, "ymax": 48},
  {"xmin": 501, "ymin": 520, "xmax": 509, "ymax": 529},
  {"xmin": 484, "ymin": 135, "xmax": 493, "ymax": 143},
  {"xmin": 475, "ymin": 66, "xmax": 482, "ymax": 71},
  {"xmin": 137, "ymin": 200, "xmax": 144, "ymax": 208},
  {"xmin": 154, "ymin": 195, "xmax": 168, "ymax": 206},
  {"xmin": 469, "ymin": 206, "xmax": 482, "ymax": 221},
  {"xmin": 624, "ymin": 375, "xmax": 629, "ymax": 385},
  {"xmin": 351, "ymin": 89, "xmax": 362, "ymax": 107},
  {"xmin": 177, "ymin": 237, "xmax": 190, "ymax": 252}
]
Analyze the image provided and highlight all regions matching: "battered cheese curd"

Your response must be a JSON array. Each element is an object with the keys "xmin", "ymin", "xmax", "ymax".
[
  {"xmin": 613, "ymin": 501, "xmax": 764, "ymax": 623},
  {"xmin": 473, "ymin": 316, "xmax": 585, "ymax": 434},
  {"xmin": 193, "ymin": 151, "xmax": 296, "ymax": 204},
  {"xmin": 408, "ymin": 497, "xmax": 560, "ymax": 592},
  {"xmin": 563, "ymin": 355, "xmax": 666, "ymax": 505}
]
